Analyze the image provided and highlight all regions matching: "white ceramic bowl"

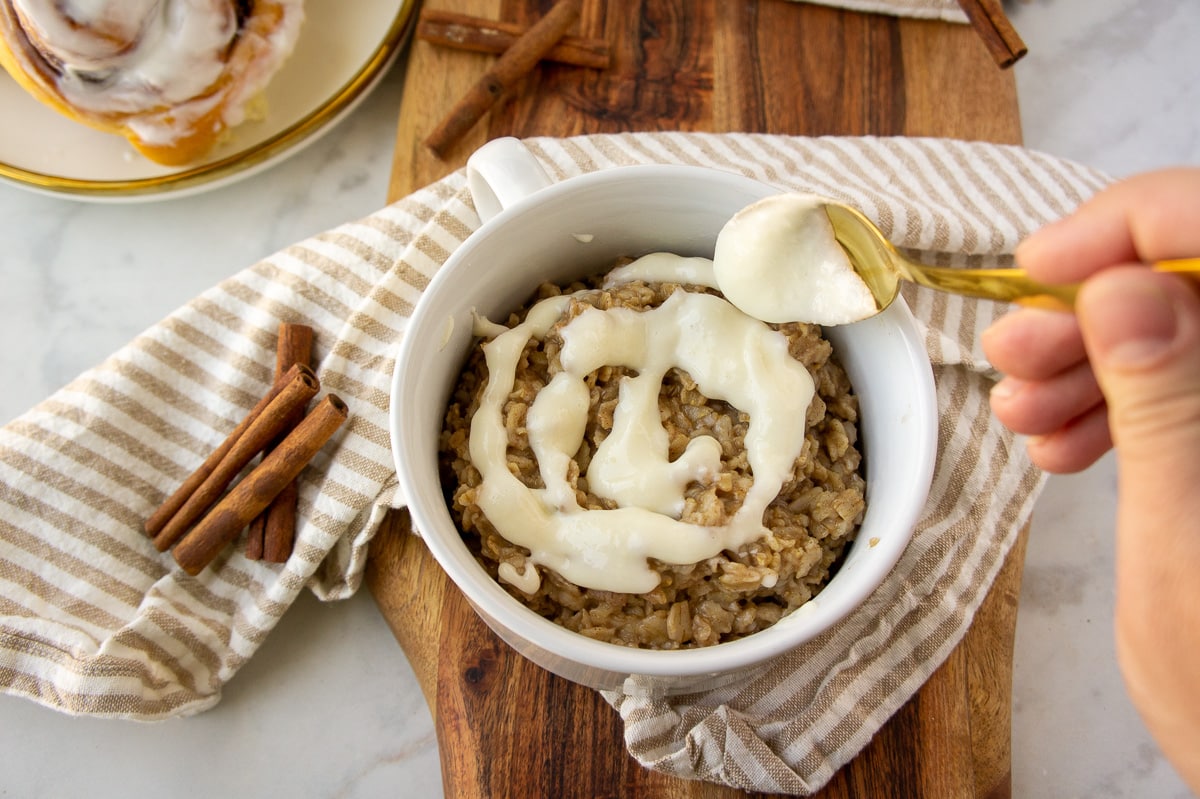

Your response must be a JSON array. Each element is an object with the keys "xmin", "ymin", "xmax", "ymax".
[{"xmin": 389, "ymin": 138, "xmax": 937, "ymax": 694}]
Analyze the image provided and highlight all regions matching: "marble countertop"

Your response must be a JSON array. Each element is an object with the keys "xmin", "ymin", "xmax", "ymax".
[{"xmin": 1, "ymin": 1, "xmax": 1197, "ymax": 797}]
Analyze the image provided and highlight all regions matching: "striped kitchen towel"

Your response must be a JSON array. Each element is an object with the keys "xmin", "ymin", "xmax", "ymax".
[
  {"xmin": 0, "ymin": 134, "xmax": 1108, "ymax": 793},
  {"xmin": 794, "ymin": 0, "xmax": 967, "ymax": 21}
]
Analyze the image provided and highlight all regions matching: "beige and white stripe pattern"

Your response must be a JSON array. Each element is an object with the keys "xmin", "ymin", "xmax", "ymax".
[
  {"xmin": 792, "ymin": 0, "xmax": 967, "ymax": 22},
  {"xmin": 0, "ymin": 133, "xmax": 1107, "ymax": 791}
]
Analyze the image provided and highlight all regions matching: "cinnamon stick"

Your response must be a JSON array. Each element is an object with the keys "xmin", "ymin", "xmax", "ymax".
[
  {"xmin": 145, "ymin": 362, "xmax": 317, "ymax": 538},
  {"xmin": 151, "ymin": 365, "xmax": 320, "ymax": 552},
  {"xmin": 247, "ymin": 323, "xmax": 314, "ymax": 562},
  {"xmin": 955, "ymin": 0, "xmax": 1027, "ymax": 68},
  {"xmin": 173, "ymin": 395, "xmax": 349, "ymax": 576},
  {"xmin": 244, "ymin": 507, "xmax": 265, "ymax": 560},
  {"xmin": 418, "ymin": 9, "xmax": 610, "ymax": 70},
  {"xmin": 424, "ymin": 0, "xmax": 583, "ymax": 158}
]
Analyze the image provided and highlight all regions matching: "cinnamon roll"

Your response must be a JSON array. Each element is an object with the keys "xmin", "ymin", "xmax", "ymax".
[{"xmin": 0, "ymin": 1, "xmax": 304, "ymax": 165}]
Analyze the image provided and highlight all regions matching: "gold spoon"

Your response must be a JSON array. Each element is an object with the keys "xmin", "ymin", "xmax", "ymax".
[{"xmin": 824, "ymin": 201, "xmax": 1200, "ymax": 314}]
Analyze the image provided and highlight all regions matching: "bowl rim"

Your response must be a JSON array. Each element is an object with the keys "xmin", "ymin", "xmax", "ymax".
[{"xmin": 389, "ymin": 163, "xmax": 937, "ymax": 677}]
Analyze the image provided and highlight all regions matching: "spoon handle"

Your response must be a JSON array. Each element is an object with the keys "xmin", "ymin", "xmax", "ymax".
[
  {"xmin": 1155, "ymin": 257, "xmax": 1200, "ymax": 275},
  {"xmin": 904, "ymin": 264, "xmax": 1077, "ymax": 311},
  {"xmin": 907, "ymin": 257, "xmax": 1200, "ymax": 312}
]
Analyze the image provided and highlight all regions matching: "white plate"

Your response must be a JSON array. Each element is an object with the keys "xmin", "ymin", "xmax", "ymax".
[{"xmin": 0, "ymin": 0, "xmax": 417, "ymax": 202}]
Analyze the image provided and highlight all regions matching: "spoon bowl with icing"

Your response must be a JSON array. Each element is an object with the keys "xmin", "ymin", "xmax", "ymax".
[{"xmin": 713, "ymin": 193, "xmax": 1095, "ymax": 325}]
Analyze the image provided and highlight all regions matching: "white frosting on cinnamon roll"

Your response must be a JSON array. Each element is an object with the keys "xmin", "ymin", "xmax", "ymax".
[{"xmin": 0, "ymin": 0, "xmax": 304, "ymax": 164}]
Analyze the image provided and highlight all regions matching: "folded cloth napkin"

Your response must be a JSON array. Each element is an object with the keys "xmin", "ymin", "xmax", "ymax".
[
  {"xmin": 0, "ymin": 133, "xmax": 1108, "ymax": 790},
  {"xmin": 793, "ymin": 0, "xmax": 967, "ymax": 22}
]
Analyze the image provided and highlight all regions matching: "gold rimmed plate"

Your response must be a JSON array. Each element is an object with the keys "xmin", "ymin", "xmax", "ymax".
[{"xmin": 0, "ymin": 0, "xmax": 417, "ymax": 202}]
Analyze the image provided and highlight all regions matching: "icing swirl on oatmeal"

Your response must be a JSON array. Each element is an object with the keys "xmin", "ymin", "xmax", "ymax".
[{"xmin": 469, "ymin": 254, "xmax": 815, "ymax": 594}]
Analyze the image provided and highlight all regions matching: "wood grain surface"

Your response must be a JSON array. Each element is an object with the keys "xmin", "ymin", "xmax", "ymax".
[{"xmin": 367, "ymin": 2, "xmax": 1025, "ymax": 797}]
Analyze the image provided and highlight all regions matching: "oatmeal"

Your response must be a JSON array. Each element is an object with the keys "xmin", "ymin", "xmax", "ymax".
[{"xmin": 439, "ymin": 254, "xmax": 865, "ymax": 649}]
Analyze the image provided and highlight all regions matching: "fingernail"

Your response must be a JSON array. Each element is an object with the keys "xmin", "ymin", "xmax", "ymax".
[
  {"xmin": 990, "ymin": 377, "xmax": 1024, "ymax": 400},
  {"xmin": 1080, "ymin": 273, "xmax": 1178, "ymax": 368},
  {"xmin": 1014, "ymin": 217, "xmax": 1068, "ymax": 266}
]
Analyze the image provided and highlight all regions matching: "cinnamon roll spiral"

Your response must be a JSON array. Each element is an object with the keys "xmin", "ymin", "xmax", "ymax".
[{"xmin": 0, "ymin": 0, "xmax": 304, "ymax": 165}]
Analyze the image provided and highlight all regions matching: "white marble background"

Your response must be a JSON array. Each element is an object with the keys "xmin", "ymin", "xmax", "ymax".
[{"xmin": 0, "ymin": 1, "xmax": 1197, "ymax": 796}]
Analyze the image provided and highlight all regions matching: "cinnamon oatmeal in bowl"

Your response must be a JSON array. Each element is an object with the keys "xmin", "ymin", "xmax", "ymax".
[
  {"xmin": 390, "ymin": 138, "xmax": 936, "ymax": 692},
  {"xmin": 440, "ymin": 257, "xmax": 867, "ymax": 650}
]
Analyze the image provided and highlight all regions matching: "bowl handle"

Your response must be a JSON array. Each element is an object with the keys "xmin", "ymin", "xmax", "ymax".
[{"xmin": 466, "ymin": 138, "xmax": 553, "ymax": 223}]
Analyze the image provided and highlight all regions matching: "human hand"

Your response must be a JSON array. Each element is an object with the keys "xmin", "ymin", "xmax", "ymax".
[{"xmin": 981, "ymin": 167, "xmax": 1200, "ymax": 791}]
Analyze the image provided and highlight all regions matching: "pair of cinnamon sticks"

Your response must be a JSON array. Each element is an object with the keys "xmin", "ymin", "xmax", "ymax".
[
  {"xmin": 423, "ymin": 0, "xmax": 590, "ymax": 158},
  {"xmin": 144, "ymin": 323, "xmax": 347, "ymax": 576}
]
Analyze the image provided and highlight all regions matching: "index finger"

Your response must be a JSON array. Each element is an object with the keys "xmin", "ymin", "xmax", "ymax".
[{"xmin": 1017, "ymin": 167, "xmax": 1200, "ymax": 284}]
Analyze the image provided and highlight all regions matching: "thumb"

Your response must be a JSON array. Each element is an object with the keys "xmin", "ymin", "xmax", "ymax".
[
  {"xmin": 1077, "ymin": 268, "xmax": 1200, "ymax": 484},
  {"xmin": 1077, "ymin": 268, "xmax": 1200, "ymax": 795}
]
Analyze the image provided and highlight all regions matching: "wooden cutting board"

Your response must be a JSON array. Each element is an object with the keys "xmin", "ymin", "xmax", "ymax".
[{"xmin": 366, "ymin": 2, "xmax": 1026, "ymax": 797}]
